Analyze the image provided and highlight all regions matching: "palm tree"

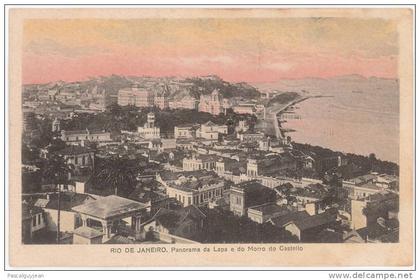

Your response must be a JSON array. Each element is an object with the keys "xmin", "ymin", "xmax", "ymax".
[
  {"xmin": 42, "ymin": 154, "xmax": 70, "ymax": 244},
  {"xmin": 91, "ymin": 156, "xmax": 138, "ymax": 197}
]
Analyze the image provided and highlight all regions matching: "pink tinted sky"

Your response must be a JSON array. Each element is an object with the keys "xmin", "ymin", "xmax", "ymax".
[{"xmin": 22, "ymin": 17, "xmax": 398, "ymax": 84}]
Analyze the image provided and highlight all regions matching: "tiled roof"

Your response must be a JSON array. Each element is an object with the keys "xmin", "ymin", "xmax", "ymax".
[
  {"xmin": 34, "ymin": 192, "xmax": 95, "ymax": 211},
  {"xmin": 289, "ymin": 212, "xmax": 336, "ymax": 231},
  {"xmin": 57, "ymin": 146, "xmax": 93, "ymax": 155},
  {"xmin": 269, "ymin": 211, "xmax": 311, "ymax": 228},
  {"xmin": 72, "ymin": 195, "xmax": 147, "ymax": 219},
  {"xmin": 73, "ymin": 226, "xmax": 104, "ymax": 239},
  {"xmin": 153, "ymin": 205, "xmax": 206, "ymax": 232},
  {"xmin": 248, "ymin": 203, "xmax": 290, "ymax": 216}
]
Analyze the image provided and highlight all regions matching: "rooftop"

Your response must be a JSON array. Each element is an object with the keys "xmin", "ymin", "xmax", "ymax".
[
  {"xmin": 73, "ymin": 226, "xmax": 104, "ymax": 239},
  {"xmin": 72, "ymin": 195, "xmax": 148, "ymax": 220},
  {"xmin": 269, "ymin": 211, "xmax": 310, "ymax": 228},
  {"xmin": 248, "ymin": 203, "xmax": 290, "ymax": 216},
  {"xmin": 34, "ymin": 192, "xmax": 96, "ymax": 211},
  {"xmin": 289, "ymin": 212, "xmax": 337, "ymax": 231},
  {"xmin": 57, "ymin": 145, "xmax": 93, "ymax": 156}
]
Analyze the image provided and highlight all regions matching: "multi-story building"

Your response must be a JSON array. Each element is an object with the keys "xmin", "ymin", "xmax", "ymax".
[
  {"xmin": 246, "ymin": 154, "xmax": 297, "ymax": 179},
  {"xmin": 182, "ymin": 154, "xmax": 219, "ymax": 171},
  {"xmin": 118, "ymin": 85, "xmax": 154, "ymax": 107},
  {"xmin": 350, "ymin": 192, "xmax": 398, "ymax": 230},
  {"xmin": 233, "ymin": 104, "xmax": 257, "ymax": 115},
  {"xmin": 138, "ymin": 112, "xmax": 160, "ymax": 139},
  {"xmin": 169, "ymin": 96, "xmax": 198, "ymax": 110},
  {"xmin": 196, "ymin": 121, "xmax": 228, "ymax": 140},
  {"xmin": 238, "ymin": 132, "xmax": 265, "ymax": 142},
  {"xmin": 229, "ymin": 180, "xmax": 277, "ymax": 217},
  {"xmin": 165, "ymin": 174, "xmax": 225, "ymax": 207},
  {"xmin": 198, "ymin": 89, "xmax": 224, "ymax": 115},
  {"xmin": 174, "ymin": 124, "xmax": 197, "ymax": 139},
  {"xmin": 61, "ymin": 129, "xmax": 112, "ymax": 144},
  {"xmin": 56, "ymin": 146, "xmax": 95, "ymax": 174}
]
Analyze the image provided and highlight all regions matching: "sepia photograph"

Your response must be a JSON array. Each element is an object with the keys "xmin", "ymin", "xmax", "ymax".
[{"xmin": 6, "ymin": 6, "xmax": 414, "ymax": 268}]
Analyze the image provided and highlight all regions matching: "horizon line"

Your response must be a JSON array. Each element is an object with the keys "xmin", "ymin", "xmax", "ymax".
[{"xmin": 22, "ymin": 73, "xmax": 399, "ymax": 86}]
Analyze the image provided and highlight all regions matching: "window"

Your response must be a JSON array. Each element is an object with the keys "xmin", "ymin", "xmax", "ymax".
[
  {"xmin": 236, "ymin": 197, "xmax": 242, "ymax": 205},
  {"xmin": 75, "ymin": 157, "xmax": 78, "ymax": 164},
  {"xmin": 32, "ymin": 216, "xmax": 36, "ymax": 227},
  {"xmin": 188, "ymin": 197, "xmax": 191, "ymax": 205},
  {"xmin": 37, "ymin": 214, "xmax": 41, "ymax": 225}
]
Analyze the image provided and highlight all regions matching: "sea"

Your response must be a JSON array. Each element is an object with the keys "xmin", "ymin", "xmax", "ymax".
[{"xmin": 254, "ymin": 76, "xmax": 400, "ymax": 164}]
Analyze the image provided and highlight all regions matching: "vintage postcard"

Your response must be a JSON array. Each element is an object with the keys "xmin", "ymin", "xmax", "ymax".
[{"xmin": 7, "ymin": 7, "xmax": 414, "ymax": 267}]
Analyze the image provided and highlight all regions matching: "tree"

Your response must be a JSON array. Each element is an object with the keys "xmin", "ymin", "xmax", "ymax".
[
  {"xmin": 42, "ymin": 154, "xmax": 70, "ymax": 244},
  {"xmin": 90, "ymin": 156, "xmax": 138, "ymax": 197}
]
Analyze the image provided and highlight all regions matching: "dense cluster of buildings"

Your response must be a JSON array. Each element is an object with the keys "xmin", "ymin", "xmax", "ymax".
[{"xmin": 21, "ymin": 78, "xmax": 400, "ymax": 245}]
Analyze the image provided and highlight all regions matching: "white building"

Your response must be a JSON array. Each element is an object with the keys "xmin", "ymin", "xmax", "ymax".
[
  {"xmin": 182, "ymin": 154, "xmax": 219, "ymax": 171},
  {"xmin": 196, "ymin": 121, "xmax": 228, "ymax": 140},
  {"xmin": 174, "ymin": 124, "xmax": 197, "ymax": 139},
  {"xmin": 138, "ymin": 112, "xmax": 160, "ymax": 139},
  {"xmin": 165, "ymin": 175, "xmax": 225, "ymax": 207},
  {"xmin": 118, "ymin": 85, "xmax": 154, "ymax": 107}
]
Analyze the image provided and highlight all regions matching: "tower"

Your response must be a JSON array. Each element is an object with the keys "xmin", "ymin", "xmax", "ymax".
[
  {"xmin": 147, "ymin": 112, "xmax": 155, "ymax": 128},
  {"xmin": 52, "ymin": 118, "xmax": 61, "ymax": 132}
]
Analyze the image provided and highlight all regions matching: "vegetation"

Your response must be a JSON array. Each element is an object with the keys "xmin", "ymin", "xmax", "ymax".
[
  {"xmin": 185, "ymin": 76, "xmax": 261, "ymax": 100},
  {"xmin": 267, "ymin": 92, "xmax": 300, "ymax": 107},
  {"xmin": 88, "ymin": 156, "xmax": 141, "ymax": 197},
  {"xmin": 61, "ymin": 105, "xmax": 257, "ymax": 136},
  {"xmin": 292, "ymin": 142, "xmax": 399, "ymax": 176}
]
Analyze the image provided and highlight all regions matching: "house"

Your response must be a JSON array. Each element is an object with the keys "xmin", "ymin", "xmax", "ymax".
[
  {"xmin": 283, "ymin": 212, "xmax": 337, "ymax": 242},
  {"xmin": 72, "ymin": 226, "xmax": 104, "ymax": 244},
  {"xmin": 246, "ymin": 154, "xmax": 297, "ymax": 179},
  {"xmin": 148, "ymin": 139, "xmax": 163, "ymax": 152},
  {"xmin": 142, "ymin": 205, "xmax": 206, "ymax": 243},
  {"xmin": 268, "ymin": 210, "xmax": 311, "ymax": 229},
  {"xmin": 247, "ymin": 202, "xmax": 291, "ymax": 224},
  {"xmin": 56, "ymin": 146, "xmax": 95, "ymax": 175},
  {"xmin": 61, "ymin": 129, "xmax": 111, "ymax": 144},
  {"xmin": 128, "ymin": 180, "xmax": 171, "ymax": 215},
  {"xmin": 33, "ymin": 192, "xmax": 97, "ymax": 234},
  {"xmin": 182, "ymin": 154, "xmax": 219, "ymax": 171},
  {"xmin": 238, "ymin": 132, "xmax": 265, "ymax": 142},
  {"xmin": 343, "ymin": 173, "xmax": 399, "ymax": 199},
  {"xmin": 72, "ymin": 195, "xmax": 149, "ymax": 242},
  {"xmin": 350, "ymin": 192, "xmax": 399, "ymax": 230},
  {"xmin": 165, "ymin": 173, "xmax": 225, "ymax": 207},
  {"xmin": 174, "ymin": 124, "xmax": 197, "ymax": 139},
  {"xmin": 233, "ymin": 104, "xmax": 256, "ymax": 115},
  {"xmin": 196, "ymin": 121, "xmax": 228, "ymax": 140},
  {"xmin": 22, "ymin": 202, "xmax": 46, "ymax": 243},
  {"xmin": 229, "ymin": 180, "xmax": 277, "ymax": 217}
]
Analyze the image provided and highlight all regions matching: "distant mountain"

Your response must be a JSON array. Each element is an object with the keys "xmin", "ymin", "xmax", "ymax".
[{"xmin": 24, "ymin": 75, "xmax": 263, "ymax": 101}]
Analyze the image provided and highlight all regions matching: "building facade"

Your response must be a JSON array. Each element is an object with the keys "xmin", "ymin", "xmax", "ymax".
[
  {"xmin": 198, "ymin": 89, "xmax": 224, "ymax": 115},
  {"xmin": 138, "ymin": 113, "xmax": 160, "ymax": 139},
  {"xmin": 61, "ymin": 129, "xmax": 111, "ymax": 144},
  {"xmin": 118, "ymin": 86, "xmax": 154, "ymax": 107},
  {"xmin": 196, "ymin": 121, "xmax": 228, "ymax": 140},
  {"xmin": 182, "ymin": 154, "xmax": 218, "ymax": 171}
]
